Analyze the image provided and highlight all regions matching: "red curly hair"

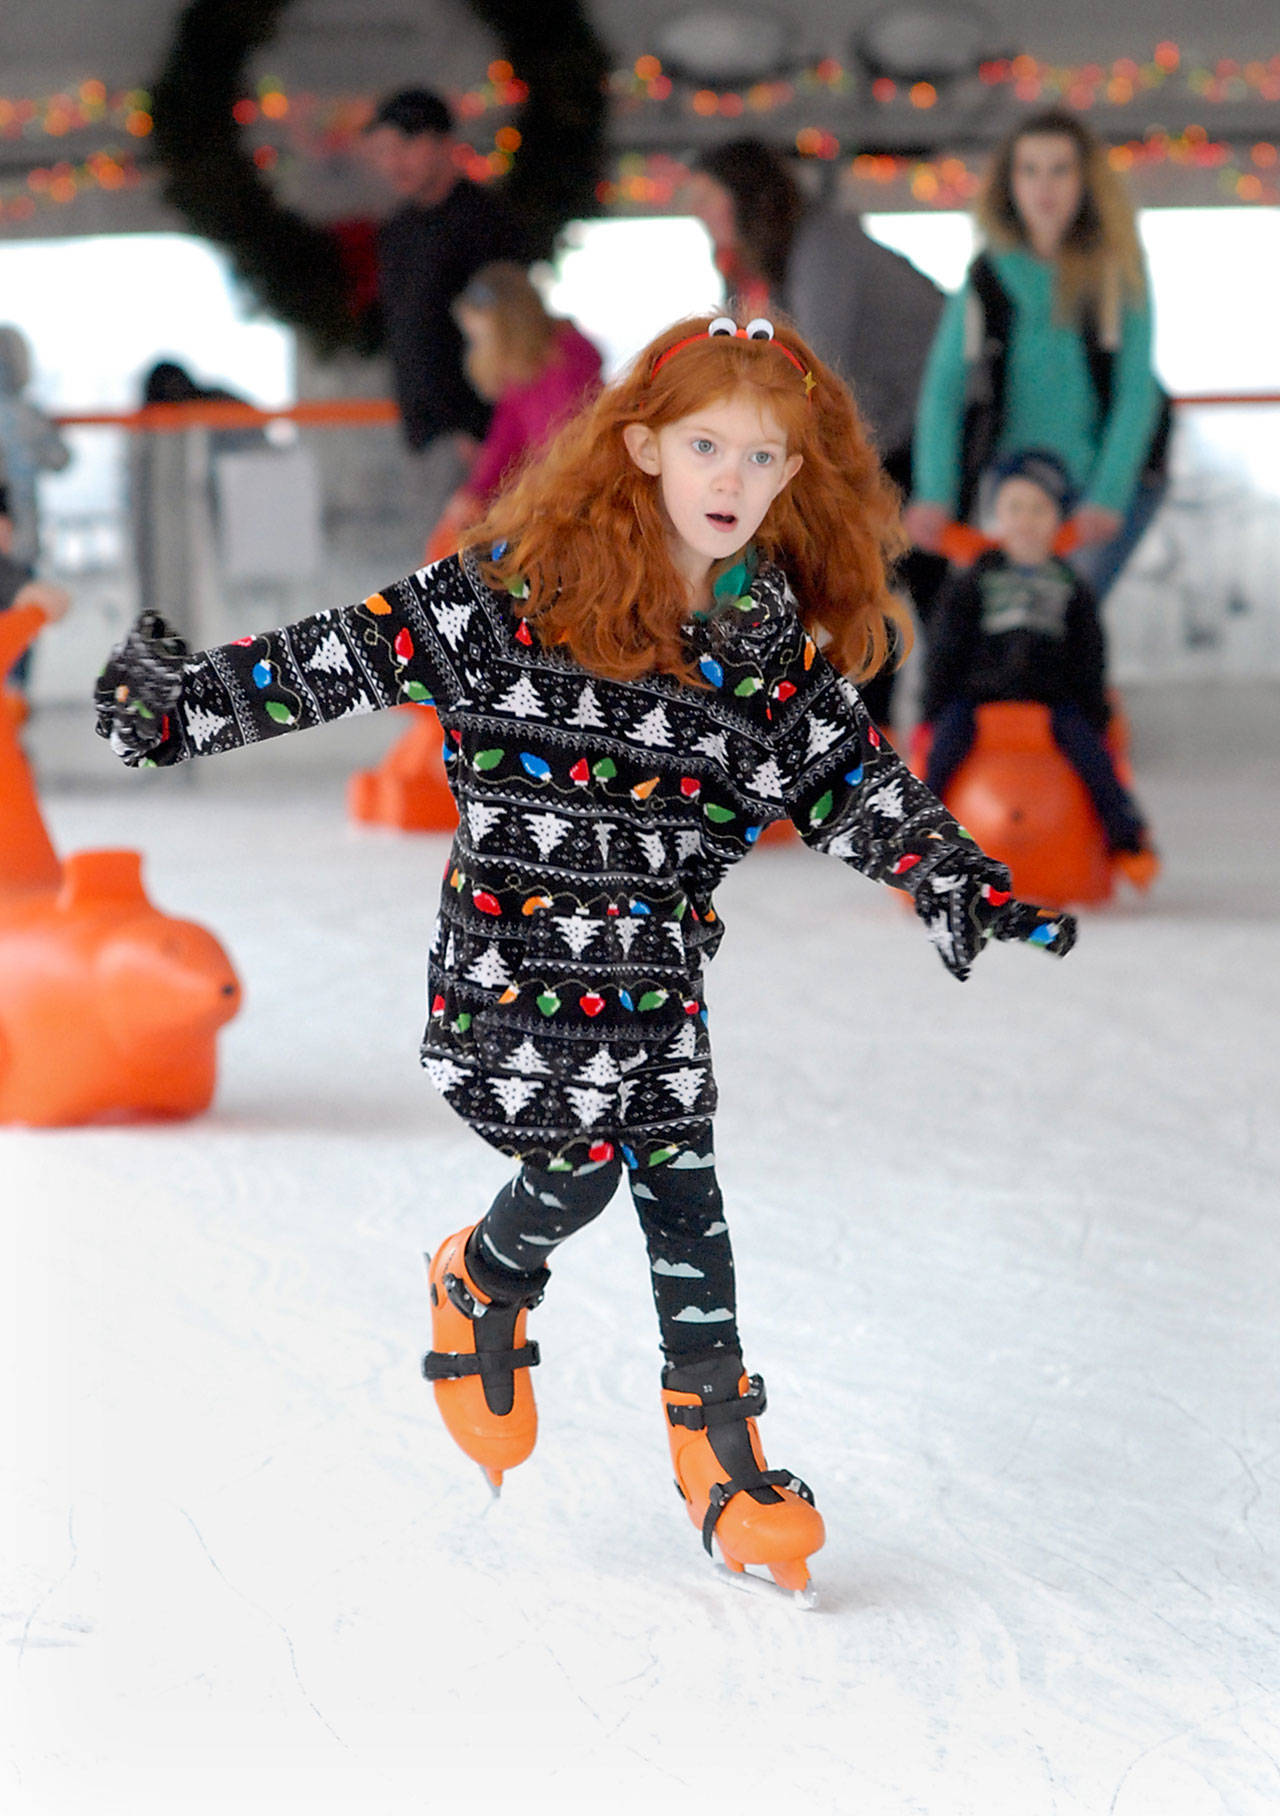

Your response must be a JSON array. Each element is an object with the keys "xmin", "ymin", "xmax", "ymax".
[{"xmin": 461, "ymin": 311, "xmax": 908, "ymax": 685}]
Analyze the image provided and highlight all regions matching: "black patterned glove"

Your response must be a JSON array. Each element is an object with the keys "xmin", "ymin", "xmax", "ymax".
[
  {"xmin": 912, "ymin": 849, "xmax": 1078, "ymax": 982},
  {"xmin": 94, "ymin": 611, "xmax": 188, "ymax": 767}
]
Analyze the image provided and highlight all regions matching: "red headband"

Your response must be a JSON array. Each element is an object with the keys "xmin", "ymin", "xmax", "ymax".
[{"xmin": 651, "ymin": 316, "xmax": 816, "ymax": 396}]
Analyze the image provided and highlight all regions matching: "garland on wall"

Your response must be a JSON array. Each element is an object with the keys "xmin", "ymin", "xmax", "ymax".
[
  {"xmin": 148, "ymin": 0, "xmax": 608, "ymax": 356},
  {"xmin": 607, "ymin": 42, "xmax": 1280, "ymax": 117},
  {"xmin": 595, "ymin": 133, "xmax": 1280, "ymax": 213},
  {"xmin": 4, "ymin": 35, "xmax": 1276, "ymax": 232}
]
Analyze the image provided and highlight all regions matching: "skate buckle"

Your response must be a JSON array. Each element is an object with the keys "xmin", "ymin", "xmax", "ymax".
[
  {"xmin": 665, "ymin": 1375, "xmax": 767, "ymax": 1430},
  {"xmin": 422, "ymin": 1341, "xmax": 541, "ymax": 1383},
  {"xmin": 443, "ymin": 1268, "xmax": 484, "ymax": 1319},
  {"xmin": 701, "ymin": 1466, "xmax": 813, "ymax": 1555}
]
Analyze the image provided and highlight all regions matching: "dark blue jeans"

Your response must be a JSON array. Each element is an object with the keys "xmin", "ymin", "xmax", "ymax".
[{"xmin": 926, "ymin": 699, "xmax": 1146, "ymax": 852}]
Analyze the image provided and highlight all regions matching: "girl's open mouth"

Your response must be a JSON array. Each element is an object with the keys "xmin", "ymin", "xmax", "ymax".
[{"xmin": 706, "ymin": 512, "xmax": 738, "ymax": 529}]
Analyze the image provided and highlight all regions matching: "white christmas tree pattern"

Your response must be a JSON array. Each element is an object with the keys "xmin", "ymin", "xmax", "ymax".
[
  {"xmin": 467, "ymin": 801, "xmax": 507, "ymax": 845},
  {"xmin": 544, "ymin": 914, "xmax": 598, "ymax": 958},
  {"xmin": 306, "ymin": 630, "xmax": 353, "ymax": 675},
  {"xmin": 465, "ymin": 945, "xmax": 514, "ymax": 990},
  {"xmin": 627, "ymin": 703, "xmax": 675, "ymax": 747},
  {"xmin": 488, "ymin": 1075, "xmax": 542, "ymax": 1120},
  {"xmin": 492, "ymin": 674, "xmax": 546, "ymax": 718},
  {"xmin": 523, "ymin": 811, "xmax": 574, "ymax": 859},
  {"xmin": 184, "ymin": 704, "xmax": 232, "ymax": 749},
  {"xmin": 431, "ymin": 598, "xmax": 474, "ymax": 650},
  {"xmin": 566, "ymin": 682, "xmax": 608, "ymax": 728},
  {"xmin": 565, "ymin": 1085, "xmax": 613, "ymax": 1127}
]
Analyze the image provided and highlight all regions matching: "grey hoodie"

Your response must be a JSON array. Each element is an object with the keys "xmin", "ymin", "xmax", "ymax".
[{"xmin": 785, "ymin": 213, "xmax": 944, "ymax": 459}]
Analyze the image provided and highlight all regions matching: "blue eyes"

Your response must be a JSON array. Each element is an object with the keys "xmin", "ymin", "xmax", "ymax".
[{"xmin": 690, "ymin": 439, "xmax": 775, "ymax": 464}]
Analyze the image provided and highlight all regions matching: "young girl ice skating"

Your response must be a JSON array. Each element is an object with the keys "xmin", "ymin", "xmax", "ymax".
[{"xmin": 96, "ymin": 313, "xmax": 1076, "ymax": 1600}]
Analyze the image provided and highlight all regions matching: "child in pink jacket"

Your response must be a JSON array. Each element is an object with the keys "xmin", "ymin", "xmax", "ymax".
[{"xmin": 426, "ymin": 263, "xmax": 601, "ymax": 555}]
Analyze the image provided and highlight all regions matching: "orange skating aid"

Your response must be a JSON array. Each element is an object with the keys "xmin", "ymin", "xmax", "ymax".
[
  {"xmin": 662, "ymin": 1352, "xmax": 824, "ymax": 1600},
  {"xmin": 0, "ymin": 603, "xmax": 61, "ymax": 893},
  {"xmin": 347, "ymin": 704, "xmax": 458, "ymax": 833},
  {"xmin": 421, "ymin": 1225, "xmax": 546, "ymax": 1491},
  {"xmin": 0, "ymin": 851, "xmax": 241, "ymax": 1125},
  {"xmin": 925, "ymin": 701, "xmax": 1116, "ymax": 907}
]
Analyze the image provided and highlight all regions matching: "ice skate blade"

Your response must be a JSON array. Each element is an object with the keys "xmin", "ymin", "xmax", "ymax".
[{"xmin": 713, "ymin": 1559, "xmax": 819, "ymax": 1610}]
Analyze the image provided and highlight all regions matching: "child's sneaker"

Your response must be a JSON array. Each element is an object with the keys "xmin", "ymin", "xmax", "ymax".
[{"xmin": 1114, "ymin": 845, "xmax": 1160, "ymax": 891}]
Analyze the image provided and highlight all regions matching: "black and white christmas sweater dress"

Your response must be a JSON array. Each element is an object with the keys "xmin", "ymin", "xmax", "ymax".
[{"xmin": 152, "ymin": 545, "xmax": 980, "ymax": 1170}]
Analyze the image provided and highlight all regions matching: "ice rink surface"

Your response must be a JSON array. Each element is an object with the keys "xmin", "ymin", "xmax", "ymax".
[{"xmin": 4, "ymin": 682, "xmax": 1279, "ymax": 1815}]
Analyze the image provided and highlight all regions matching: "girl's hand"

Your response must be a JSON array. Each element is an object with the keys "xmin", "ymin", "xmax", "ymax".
[
  {"xmin": 94, "ymin": 610, "xmax": 188, "ymax": 767},
  {"xmin": 912, "ymin": 851, "xmax": 1078, "ymax": 981},
  {"xmin": 1069, "ymin": 505, "xmax": 1122, "ymax": 547},
  {"xmin": 903, "ymin": 501, "xmax": 950, "ymax": 553}
]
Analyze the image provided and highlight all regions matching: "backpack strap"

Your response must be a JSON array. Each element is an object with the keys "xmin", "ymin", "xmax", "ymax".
[
  {"xmin": 1082, "ymin": 301, "xmax": 1173, "ymax": 482},
  {"xmin": 957, "ymin": 253, "xmax": 1013, "ymax": 521}
]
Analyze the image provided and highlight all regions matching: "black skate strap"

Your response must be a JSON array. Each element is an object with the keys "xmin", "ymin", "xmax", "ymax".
[
  {"xmin": 665, "ymin": 1375, "xmax": 767, "ymax": 1430},
  {"xmin": 702, "ymin": 1469, "xmax": 816, "ymax": 1556},
  {"xmin": 421, "ymin": 1341, "xmax": 540, "ymax": 1382}
]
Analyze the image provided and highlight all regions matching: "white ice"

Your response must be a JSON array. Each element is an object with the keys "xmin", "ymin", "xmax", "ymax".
[{"xmin": 4, "ymin": 683, "xmax": 1279, "ymax": 1816}]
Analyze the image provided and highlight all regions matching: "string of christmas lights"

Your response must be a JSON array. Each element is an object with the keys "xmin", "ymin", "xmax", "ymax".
[
  {"xmin": 2, "ymin": 43, "xmax": 1277, "ymax": 225},
  {"xmin": 0, "ymin": 151, "xmax": 143, "ymax": 223},
  {"xmin": 0, "ymin": 79, "xmax": 154, "ymax": 140},
  {"xmin": 597, "ymin": 133, "xmax": 1280, "ymax": 212},
  {"xmin": 608, "ymin": 42, "xmax": 1280, "ymax": 116}
]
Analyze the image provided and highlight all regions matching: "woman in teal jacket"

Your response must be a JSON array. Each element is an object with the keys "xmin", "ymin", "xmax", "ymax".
[{"xmin": 906, "ymin": 109, "xmax": 1164, "ymax": 602}]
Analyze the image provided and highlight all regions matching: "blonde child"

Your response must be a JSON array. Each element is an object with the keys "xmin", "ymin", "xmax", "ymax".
[{"xmin": 426, "ymin": 263, "xmax": 601, "ymax": 557}]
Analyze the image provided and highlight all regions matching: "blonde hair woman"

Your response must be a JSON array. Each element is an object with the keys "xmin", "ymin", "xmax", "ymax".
[{"xmin": 906, "ymin": 109, "xmax": 1166, "ymax": 601}]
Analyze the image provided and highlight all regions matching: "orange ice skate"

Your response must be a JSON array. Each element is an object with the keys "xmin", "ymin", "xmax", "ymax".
[
  {"xmin": 422, "ymin": 1225, "xmax": 547, "ymax": 1492},
  {"xmin": 662, "ymin": 1351, "xmax": 825, "ymax": 1603}
]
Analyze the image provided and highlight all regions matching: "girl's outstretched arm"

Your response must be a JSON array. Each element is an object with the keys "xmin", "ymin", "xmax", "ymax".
[
  {"xmin": 95, "ymin": 558, "xmax": 492, "ymax": 768},
  {"xmin": 767, "ymin": 610, "xmax": 1075, "ymax": 979}
]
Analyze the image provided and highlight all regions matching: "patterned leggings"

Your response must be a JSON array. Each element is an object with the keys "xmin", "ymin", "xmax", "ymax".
[{"xmin": 471, "ymin": 1135, "xmax": 737, "ymax": 1362}]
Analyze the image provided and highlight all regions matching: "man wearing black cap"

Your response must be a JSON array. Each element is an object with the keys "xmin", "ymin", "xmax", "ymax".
[{"xmin": 363, "ymin": 88, "xmax": 528, "ymax": 531}]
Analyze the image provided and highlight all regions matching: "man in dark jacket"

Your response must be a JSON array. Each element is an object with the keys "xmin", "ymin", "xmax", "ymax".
[{"xmin": 363, "ymin": 89, "xmax": 528, "ymax": 531}]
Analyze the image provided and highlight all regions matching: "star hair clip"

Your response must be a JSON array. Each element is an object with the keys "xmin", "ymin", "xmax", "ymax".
[{"xmin": 651, "ymin": 316, "xmax": 816, "ymax": 396}]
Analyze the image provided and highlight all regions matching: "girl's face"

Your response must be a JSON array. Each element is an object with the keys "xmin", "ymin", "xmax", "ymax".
[
  {"xmin": 1009, "ymin": 132, "xmax": 1084, "ymax": 253},
  {"xmin": 623, "ymin": 390, "xmax": 802, "ymax": 600}
]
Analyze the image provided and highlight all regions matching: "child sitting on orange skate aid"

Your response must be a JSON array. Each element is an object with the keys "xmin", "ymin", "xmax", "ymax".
[{"xmin": 920, "ymin": 449, "xmax": 1158, "ymax": 890}]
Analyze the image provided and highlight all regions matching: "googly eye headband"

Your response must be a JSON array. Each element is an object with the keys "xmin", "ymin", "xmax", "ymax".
[{"xmin": 650, "ymin": 316, "xmax": 816, "ymax": 397}]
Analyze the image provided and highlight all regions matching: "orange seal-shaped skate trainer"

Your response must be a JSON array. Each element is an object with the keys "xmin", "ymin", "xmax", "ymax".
[
  {"xmin": 0, "ymin": 850, "xmax": 241, "ymax": 1125},
  {"xmin": 348, "ymin": 704, "xmax": 459, "ymax": 833},
  {"xmin": 930, "ymin": 701, "xmax": 1116, "ymax": 907}
]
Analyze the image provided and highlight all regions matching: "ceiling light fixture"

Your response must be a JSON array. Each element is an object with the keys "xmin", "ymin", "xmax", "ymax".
[
  {"xmin": 652, "ymin": 6, "xmax": 792, "ymax": 85},
  {"xmin": 854, "ymin": 5, "xmax": 997, "ymax": 84}
]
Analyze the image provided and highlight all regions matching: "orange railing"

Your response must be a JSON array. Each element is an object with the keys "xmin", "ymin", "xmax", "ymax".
[
  {"xmin": 56, "ymin": 398, "xmax": 399, "ymax": 432},
  {"xmin": 54, "ymin": 391, "xmax": 1280, "ymax": 434}
]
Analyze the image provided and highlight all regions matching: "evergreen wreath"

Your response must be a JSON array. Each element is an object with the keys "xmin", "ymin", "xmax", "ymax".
[{"xmin": 151, "ymin": 0, "xmax": 609, "ymax": 356}]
